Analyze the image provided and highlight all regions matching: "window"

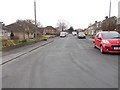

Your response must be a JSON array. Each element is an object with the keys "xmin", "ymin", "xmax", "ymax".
[
  {"xmin": 98, "ymin": 33, "xmax": 101, "ymax": 38},
  {"xmin": 102, "ymin": 32, "xmax": 120, "ymax": 39},
  {"xmin": 96, "ymin": 33, "xmax": 99, "ymax": 37}
]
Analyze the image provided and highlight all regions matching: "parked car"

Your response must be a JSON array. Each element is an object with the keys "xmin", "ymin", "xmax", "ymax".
[
  {"xmin": 72, "ymin": 31, "xmax": 77, "ymax": 36},
  {"xmin": 77, "ymin": 33, "xmax": 86, "ymax": 39},
  {"xmin": 93, "ymin": 31, "xmax": 120, "ymax": 54},
  {"xmin": 60, "ymin": 32, "xmax": 66, "ymax": 37}
]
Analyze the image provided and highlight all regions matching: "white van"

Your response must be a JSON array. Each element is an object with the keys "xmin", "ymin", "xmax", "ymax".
[
  {"xmin": 72, "ymin": 31, "xmax": 77, "ymax": 36},
  {"xmin": 60, "ymin": 32, "xmax": 66, "ymax": 37}
]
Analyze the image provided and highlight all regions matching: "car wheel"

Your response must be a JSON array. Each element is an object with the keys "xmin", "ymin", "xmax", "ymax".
[{"xmin": 100, "ymin": 46, "xmax": 105, "ymax": 54}]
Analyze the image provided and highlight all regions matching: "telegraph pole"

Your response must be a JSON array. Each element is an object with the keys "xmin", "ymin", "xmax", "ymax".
[
  {"xmin": 109, "ymin": 0, "xmax": 111, "ymax": 31},
  {"xmin": 34, "ymin": 0, "xmax": 37, "ymax": 39}
]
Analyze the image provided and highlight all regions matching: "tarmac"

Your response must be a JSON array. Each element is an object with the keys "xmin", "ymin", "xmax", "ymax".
[
  {"xmin": 1, "ymin": 38, "xmax": 55, "ymax": 65},
  {"xmin": 1, "ymin": 36, "xmax": 93, "ymax": 65}
]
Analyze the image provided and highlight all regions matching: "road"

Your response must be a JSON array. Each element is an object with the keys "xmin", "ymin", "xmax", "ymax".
[{"xmin": 2, "ymin": 34, "xmax": 118, "ymax": 88}]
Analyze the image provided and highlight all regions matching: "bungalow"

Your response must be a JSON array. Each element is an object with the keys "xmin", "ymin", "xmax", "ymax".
[{"xmin": 6, "ymin": 23, "xmax": 36, "ymax": 40}]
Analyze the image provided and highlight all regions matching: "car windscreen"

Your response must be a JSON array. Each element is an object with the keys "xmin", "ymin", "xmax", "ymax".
[{"xmin": 102, "ymin": 32, "xmax": 120, "ymax": 39}]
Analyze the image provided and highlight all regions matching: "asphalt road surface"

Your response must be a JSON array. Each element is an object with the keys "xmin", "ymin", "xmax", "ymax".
[{"xmin": 2, "ymin": 34, "xmax": 118, "ymax": 88}]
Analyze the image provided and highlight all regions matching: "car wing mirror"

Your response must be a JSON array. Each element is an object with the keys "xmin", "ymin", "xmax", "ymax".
[{"xmin": 98, "ymin": 37, "xmax": 102, "ymax": 40}]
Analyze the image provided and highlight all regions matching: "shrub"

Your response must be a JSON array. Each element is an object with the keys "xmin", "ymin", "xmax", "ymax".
[
  {"xmin": 27, "ymin": 39, "xmax": 36, "ymax": 42},
  {"xmin": 42, "ymin": 37, "xmax": 49, "ymax": 39},
  {"xmin": 19, "ymin": 39, "xmax": 27, "ymax": 43},
  {"xmin": 3, "ymin": 40, "xmax": 16, "ymax": 47},
  {"xmin": 46, "ymin": 33, "xmax": 51, "ymax": 35}
]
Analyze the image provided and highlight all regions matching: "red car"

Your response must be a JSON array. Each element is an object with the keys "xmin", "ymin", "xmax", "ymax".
[{"xmin": 93, "ymin": 31, "xmax": 120, "ymax": 54}]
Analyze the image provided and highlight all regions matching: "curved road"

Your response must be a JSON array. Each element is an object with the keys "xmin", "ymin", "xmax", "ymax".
[{"xmin": 2, "ymin": 34, "xmax": 118, "ymax": 88}]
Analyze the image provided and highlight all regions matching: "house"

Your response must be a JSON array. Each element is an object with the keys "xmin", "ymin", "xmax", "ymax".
[
  {"xmin": 43, "ymin": 26, "xmax": 59, "ymax": 35},
  {"xmin": 86, "ymin": 25, "xmax": 95, "ymax": 35},
  {"xmin": 0, "ymin": 22, "xmax": 10, "ymax": 40},
  {"xmin": 6, "ymin": 23, "xmax": 27, "ymax": 40},
  {"xmin": 86, "ymin": 16, "xmax": 117, "ymax": 35},
  {"xmin": 6, "ymin": 23, "xmax": 36, "ymax": 40},
  {"xmin": 86, "ymin": 21, "xmax": 102, "ymax": 35},
  {"xmin": 37, "ymin": 27, "xmax": 44, "ymax": 36}
]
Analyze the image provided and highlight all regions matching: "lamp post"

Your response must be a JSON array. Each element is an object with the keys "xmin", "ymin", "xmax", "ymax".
[
  {"xmin": 117, "ymin": 1, "xmax": 120, "ymax": 32},
  {"xmin": 34, "ymin": 0, "xmax": 37, "ymax": 39},
  {"xmin": 109, "ymin": 0, "xmax": 111, "ymax": 31}
]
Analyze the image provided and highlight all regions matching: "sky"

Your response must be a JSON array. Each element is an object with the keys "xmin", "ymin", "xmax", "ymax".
[{"xmin": 0, "ymin": 0, "xmax": 119, "ymax": 29}]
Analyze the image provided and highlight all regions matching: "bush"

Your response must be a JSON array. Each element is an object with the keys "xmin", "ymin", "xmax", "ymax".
[
  {"xmin": 42, "ymin": 37, "xmax": 49, "ymax": 39},
  {"xmin": 46, "ymin": 33, "xmax": 51, "ymax": 35},
  {"xmin": 19, "ymin": 39, "xmax": 27, "ymax": 43},
  {"xmin": 3, "ymin": 40, "xmax": 16, "ymax": 47},
  {"xmin": 27, "ymin": 39, "xmax": 36, "ymax": 42}
]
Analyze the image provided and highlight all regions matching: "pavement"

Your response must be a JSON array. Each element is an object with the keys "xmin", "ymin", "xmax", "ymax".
[
  {"xmin": 2, "ymin": 34, "xmax": 118, "ymax": 88},
  {"xmin": 1, "ymin": 38, "xmax": 55, "ymax": 65}
]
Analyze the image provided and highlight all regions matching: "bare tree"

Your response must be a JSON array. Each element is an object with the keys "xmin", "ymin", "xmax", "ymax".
[
  {"xmin": 101, "ymin": 16, "xmax": 117, "ymax": 31},
  {"xmin": 16, "ymin": 19, "xmax": 38, "ymax": 39},
  {"xmin": 57, "ymin": 19, "xmax": 69, "ymax": 31},
  {"xmin": 36, "ymin": 21, "xmax": 43, "ymax": 27}
]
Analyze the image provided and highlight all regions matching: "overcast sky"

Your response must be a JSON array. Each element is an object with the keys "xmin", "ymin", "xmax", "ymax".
[{"xmin": 0, "ymin": 0, "xmax": 119, "ymax": 29}]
